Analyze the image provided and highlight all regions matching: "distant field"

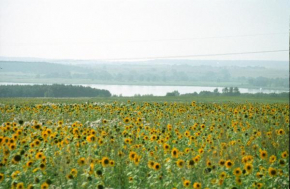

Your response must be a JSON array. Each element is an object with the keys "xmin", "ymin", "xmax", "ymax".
[{"xmin": 0, "ymin": 95, "xmax": 288, "ymax": 105}]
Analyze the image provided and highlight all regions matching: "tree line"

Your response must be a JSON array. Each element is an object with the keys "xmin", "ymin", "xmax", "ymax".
[
  {"xmin": 0, "ymin": 84, "xmax": 111, "ymax": 97},
  {"xmin": 166, "ymin": 87, "xmax": 289, "ymax": 97}
]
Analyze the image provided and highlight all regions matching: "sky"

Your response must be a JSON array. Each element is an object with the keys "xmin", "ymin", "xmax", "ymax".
[{"xmin": 0, "ymin": 0, "xmax": 289, "ymax": 61}]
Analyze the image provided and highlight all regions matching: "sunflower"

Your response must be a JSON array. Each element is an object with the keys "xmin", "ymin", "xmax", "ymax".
[
  {"xmin": 11, "ymin": 171, "xmax": 20, "ymax": 179},
  {"xmin": 134, "ymin": 156, "xmax": 141, "ymax": 165},
  {"xmin": 171, "ymin": 148, "xmax": 179, "ymax": 158},
  {"xmin": 235, "ymin": 177, "xmax": 242, "ymax": 185},
  {"xmin": 188, "ymin": 159, "xmax": 195, "ymax": 167},
  {"xmin": 219, "ymin": 172, "xmax": 226, "ymax": 179},
  {"xmin": 281, "ymin": 151, "xmax": 288, "ymax": 159},
  {"xmin": 279, "ymin": 159, "xmax": 286, "ymax": 166},
  {"xmin": 101, "ymin": 157, "xmax": 110, "ymax": 167},
  {"xmin": 148, "ymin": 161, "xmax": 155, "ymax": 169},
  {"xmin": 233, "ymin": 168, "xmax": 242, "ymax": 176},
  {"xmin": 206, "ymin": 160, "xmax": 212, "ymax": 167},
  {"xmin": 219, "ymin": 159, "xmax": 225, "ymax": 166},
  {"xmin": 34, "ymin": 139, "xmax": 41, "ymax": 146},
  {"xmin": 260, "ymin": 150, "xmax": 268, "ymax": 160},
  {"xmin": 71, "ymin": 168, "xmax": 78, "ymax": 177},
  {"xmin": 66, "ymin": 174, "xmax": 74, "ymax": 179},
  {"xmin": 27, "ymin": 184, "xmax": 34, "ymax": 189},
  {"xmin": 191, "ymin": 101, "xmax": 196, "ymax": 106},
  {"xmin": 0, "ymin": 173, "xmax": 4, "ymax": 182},
  {"xmin": 26, "ymin": 161, "xmax": 33, "ymax": 167},
  {"xmin": 16, "ymin": 182, "xmax": 24, "ymax": 189},
  {"xmin": 269, "ymin": 155, "xmax": 276, "ymax": 164},
  {"xmin": 87, "ymin": 135, "xmax": 96, "ymax": 143},
  {"xmin": 78, "ymin": 157, "xmax": 86, "ymax": 166},
  {"xmin": 36, "ymin": 152, "xmax": 44, "ymax": 160},
  {"xmin": 193, "ymin": 182, "xmax": 201, "ymax": 189},
  {"xmin": 9, "ymin": 143, "xmax": 17, "ymax": 150},
  {"xmin": 277, "ymin": 129, "xmax": 284, "ymax": 135},
  {"xmin": 41, "ymin": 182, "xmax": 49, "ymax": 189},
  {"xmin": 244, "ymin": 163, "xmax": 253, "ymax": 173},
  {"xmin": 256, "ymin": 183, "xmax": 263, "ymax": 189},
  {"xmin": 110, "ymin": 160, "xmax": 115, "ymax": 167},
  {"xmin": 198, "ymin": 148, "xmax": 204, "ymax": 154},
  {"xmin": 123, "ymin": 117, "xmax": 130, "ymax": 123},
  {"xmin": 40, "ymin": 163, "xmax": 46, "ymax": 170},
  {"xmin": 13, "ymin": 155, "xmax": 21, "ymax": 163},
  {"xmin": 256, "ymin": 172, "xmax": 263, "ymax": 179},
  {"xmin": 268, "ymin": 167, "xmax": 277, "ymax": 177},
  {"xmin": 225, "ymin": 160, "xmax": 234, "ymax": 169},
  {"xmin": 163, "ymin": 143, "xmax": 170, "ymax": 151},
  {"xmin": 176, "ymin": 159, "xmax": 185, "ymax": 168},
  {"xmin": 153, "ymin": 162, "xmax": 161, "ymax": 171},
  {"xmin": 183, "ymin": 180, "xmax": 190, "ymax": 187},
  {"xmin": 98, "ymin": 139, "xmax": 104, "ymax": 146},
  {"xmin": 129, "ymin": 151, "xmax": 137, "ymax": 161}
]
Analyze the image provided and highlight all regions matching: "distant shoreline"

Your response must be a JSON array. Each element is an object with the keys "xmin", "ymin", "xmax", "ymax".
[{"xmin": 0, "ymin": 81, "xmax": 288, "ymax": 91}]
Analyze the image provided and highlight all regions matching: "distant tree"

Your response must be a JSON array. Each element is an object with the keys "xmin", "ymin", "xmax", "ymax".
[
  {"xmin": 233, "ymin": 87, "xmax": 240, "ymax": 95},
  {"xmin": 166, "ymin": 90, "xmax": 180, "ymax": 96},
  {"xmin": 222, "ymin": 87, "xmax": 228, "ymax": 94},
  {"xmin": 0, "ymin": 84, "xmax": 111, "ymax": 97},
  {"xmin": 229, "ymin": 87, "xmax": 234, "ymax": 95},
  {"xmin": 213, "ymin": 88, "xmax": 220, "ymax": 95}
]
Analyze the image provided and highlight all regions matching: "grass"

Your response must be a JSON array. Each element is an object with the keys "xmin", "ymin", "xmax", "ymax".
[{"xmin": 0, "ymin": 95, "xmax": 288, "ymax": 105}]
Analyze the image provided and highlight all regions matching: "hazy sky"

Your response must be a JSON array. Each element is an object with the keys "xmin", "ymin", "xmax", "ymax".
[{"xmin": 0, "ymin": 0, "xmax": 289, "ymax": 61}]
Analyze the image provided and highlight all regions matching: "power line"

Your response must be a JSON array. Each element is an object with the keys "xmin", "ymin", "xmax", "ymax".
[
  {"xmin": 125, "ymin": 32, "xmax": 289, "ymax": 43},
  {"xmin": 98, "ymin": 50, "xmax": 289, "ymax": 61}
]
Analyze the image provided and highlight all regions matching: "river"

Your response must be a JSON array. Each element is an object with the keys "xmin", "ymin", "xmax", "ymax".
[{"xmin": 0, "ymin": 82, "xmax": 288, "ymax": 97}]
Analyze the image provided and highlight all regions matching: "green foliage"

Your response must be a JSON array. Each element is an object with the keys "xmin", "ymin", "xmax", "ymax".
[
  {"xmin": 0, "ymin": 84, "xmax": 111, "ymax": 97},
  {"xmin": 166, "ymin": 90, "xmax": 180, "ymax": 96}
]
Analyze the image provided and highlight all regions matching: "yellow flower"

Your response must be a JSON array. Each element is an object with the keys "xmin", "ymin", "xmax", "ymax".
[
  {"xmin": 233, "ymin": 167, "xmax": 242, "ymax": 176},
  {"xmin": 11, "ymin": 171, "xmax": 20, "ymax": 179},
  {"xmin": 268, "ymin": 167, "xmax": 277, "ymax": 177},
  {"xmin": 244, "ymin": 163, "xmax": 253, "ymax": 173},
  {"xmin": 260, "ymin": 150, "xmax": 268, "ymax": 160},
  {"xmin": 171, "ymin": 148, "xmax": 179, "ymax": 158},
  {"xmin": 101, "ymin": 157, "xmax": 110, "ymax": 167},
  {"xmin": 129, "ymin": 151, "xmax": 137, "ymax": 161},
  {"xmin": 281, "ymin": 151, "xmax": 288, "ymax": 159},
  {"xmin": 235, "ymin": 177, "xmax": 242, "ymax": 185},
  {"xmin": 176, "ymin": 159, "xmax": 185, "ymax": 168},
  {"xmin": 87, "ymin": 135, "xmax": 97, "ymax": 143},
  {"xmin": 36, "ymin": 152, "xmax": 44, "ymax": 159},
  {"xmin": 225, "ymin": 160, "xmax": 234, "ymax": 169},
  {"xmin": 183, "ymin": 180, "xmax": 190, "ymax": 187},
  {"xmin": 78, "ymin": 157, "xmax": 86, "ymax": 166},
  {"xmin": 193, "ymin": 182, "xmax": 201, "ymax": 189},
  {"xmin": 0, "ymin": 173, "xmax": 4, "ymax": 182},
  {"xmin": 269, "ymin": 155, "xmax": 276, "ymax": 163},
  {"xmin": 41, "ymin": 182, "xmax": 49, "ymax": 189},
  {"xmin": 16, "ymin": 182, "xmax": 24, "ymax": 189},
  {"xmin": 153, "ymin": 162, "xmax": 161, "ymax": 171},
  {"xmin": 71, "ymin": 168, "xmax": 78, "ymax": 177}
]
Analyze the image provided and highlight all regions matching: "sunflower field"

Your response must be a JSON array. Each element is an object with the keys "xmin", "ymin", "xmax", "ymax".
[{"xmin": 0, "ymin": 100, "xmax": 289, "ymax": 189}]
